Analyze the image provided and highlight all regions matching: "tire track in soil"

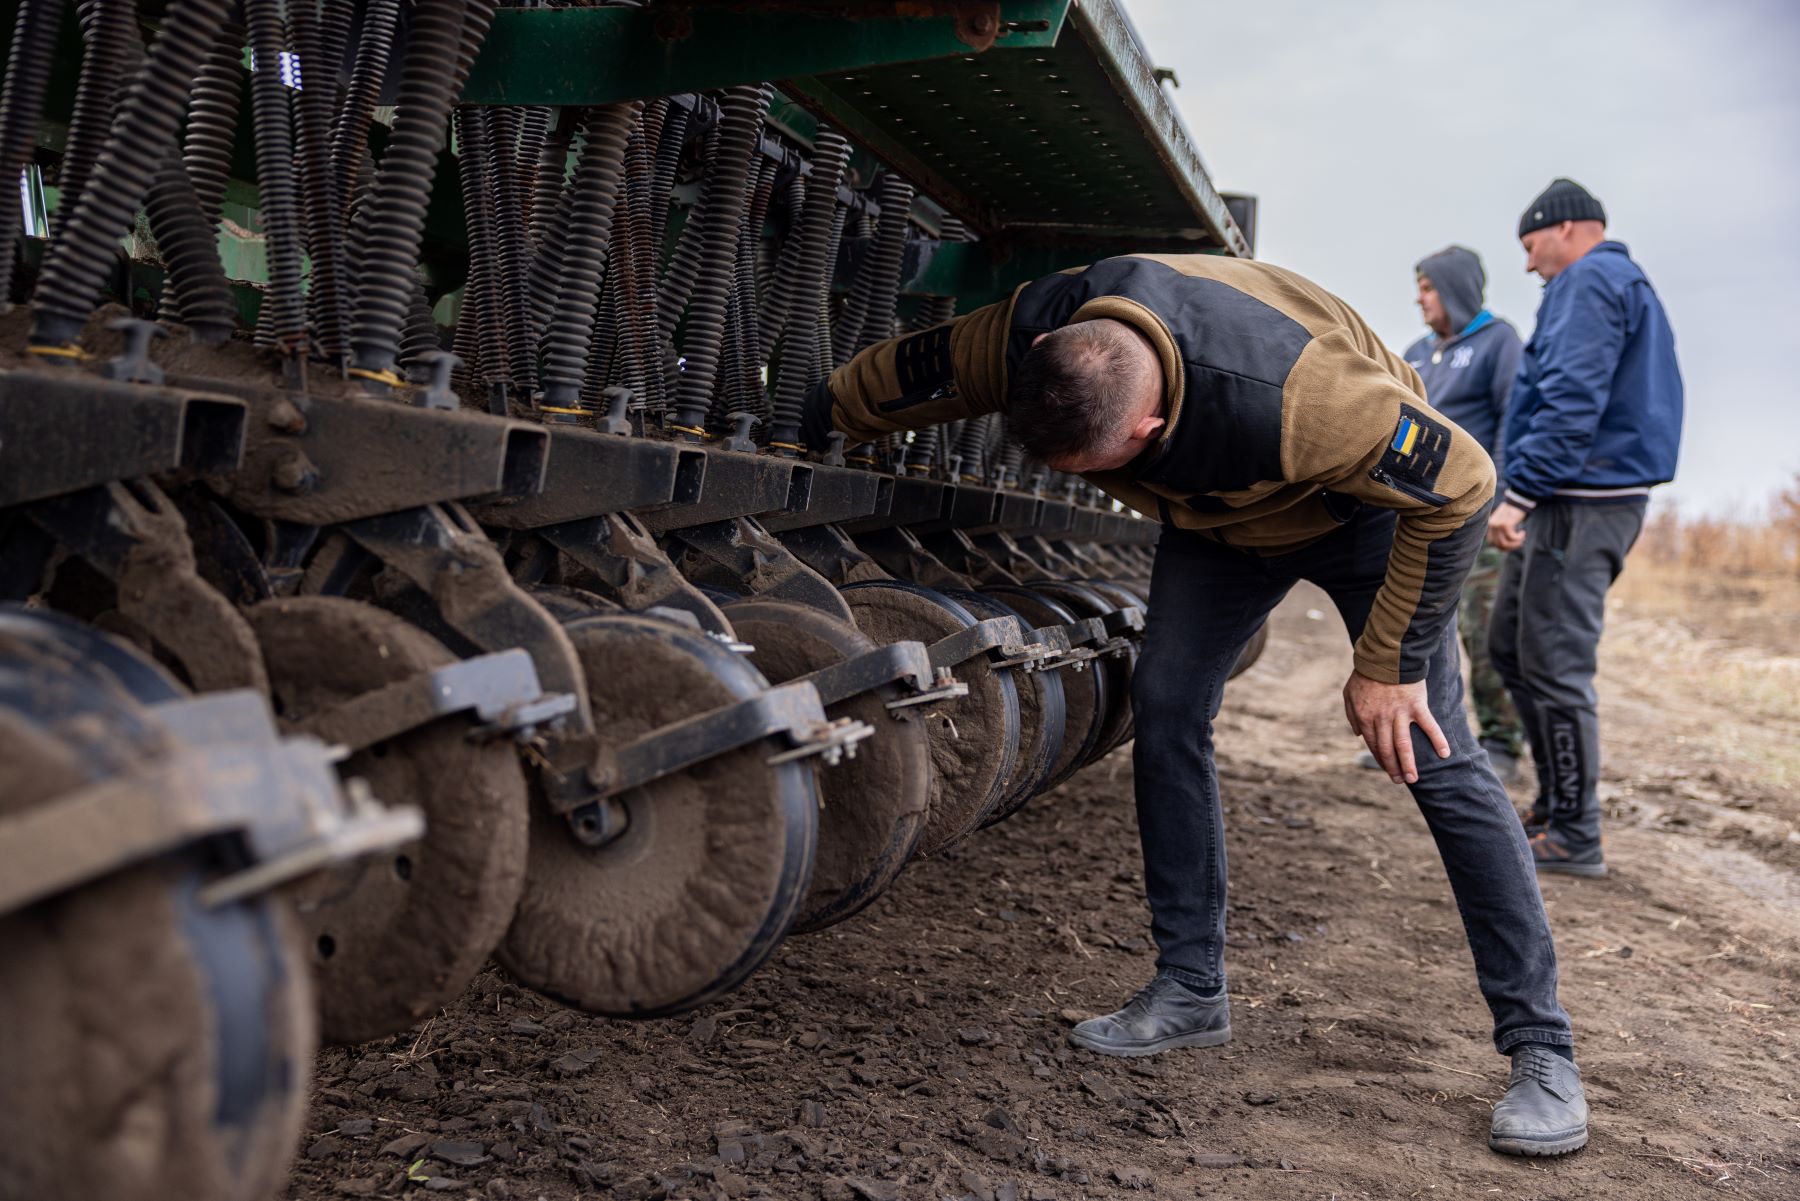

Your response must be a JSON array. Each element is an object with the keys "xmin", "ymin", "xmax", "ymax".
[{"xmin": 288, "ymin": 586, "xmax": 1798, "ymax": 1201}]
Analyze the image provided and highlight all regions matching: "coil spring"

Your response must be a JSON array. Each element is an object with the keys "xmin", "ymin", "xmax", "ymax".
[
  {"xmin": 0, "ymin": 0, "xmax": 61, "ymax": 308},
  {"xmin": 52, "ymin": 0, "xmax": 138, "ymax": 244},
  {"xmin": 668, "ymin": 84, "xmax": 769, "ymax": 432},
  {"xmin": 347, "ymin": 0, "xmax": 496, "ymax": 381},
  {"xmin": 525, "ymin": 119, "xmax": 585, "ymax": 360},
  {"xmin": 528, "ymin": 111, "xmax": 573, "ymax": 254},
  {"xmin": 996, "ymin": 423, "xmax": 1025, "ymax": 488},
  {"xmin": 764, "ymin": 134, "xmax": 848, "ymax": 445},
  {"xmin": 640, "ymin": 104, "xmax": 692, "ymax": 410},
  {"xmin": 844, "ymin": 173, "xmax": 914, "ymax": 360},
  {"xmin": 142, "ymin": 149, "xmax": 237, "ymax": 341},
  {"xmin": 400, "ymin": 279, "xmax": 442, "ymax": 377},
  {"xmin": 715, "ymin": 152, "xmax": 779, "ymax": 428},
  {"xmin": 451, "ymin": 282, "xmax": 479, "ymax": 401},
  {"xmin": 829, "ymin": 211, "xmax": 871, "ymax": 368},
  {"xmin": 329, "ymin": 0, "xmax": 400, "ymax": 218},
  {"xmin": 31, "ymin": 0, "xmax": 236, "ymax": 347},
  {"xmin": 451, "ymin": 107, "xmax": 507, "ymax": 393},
  {"xmin": 812, "ymin": 202, "xmax": 850, "ymax": 385},
  {"xmin": 487, "ymin": 106, "xmax": 537, "ymax": 393},
  {"xmin": 610, "ymin": 98, "xmax": 668, "ymax": 407},
  {"xmin": 954, "ymin": 413, "xmax": 996, "ymax": 481},
  {"xmin": 245, "ymin": 0, "xmax": 305, "ymax": 353},
  {"xmin": 514, "ymin": 106, "xmax": 553, "ymax": 230},
  {"xmin": 182, "ymin": 19, "xmax": 244, "ymax": 230},
  {"xmin": 655, "ymin": 113, "xmax": 720, "ymax": 346},
  {"xmin": 755, "ymin": 172, "xmax": 808, "ymax": 365},
  {"xmin": 909, "ymin": 216, "xmax": 963, "ymax": 333},
  {"xmin": 582, "ymin": 273, "xmax": 622, "ymax": 407},
  {"xmin": 538, "ymin": 102, "xmax": 642, "ymax": 408},
  {"xmin": 292, "ymin": 0, "xmax": 351, "ymax": 363},
  {"xmin": 643, "ymin": 102, "xmax": 689, "ymax": 281}
]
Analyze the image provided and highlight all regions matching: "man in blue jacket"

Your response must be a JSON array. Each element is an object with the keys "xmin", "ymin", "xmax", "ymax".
[
  {"xmin": 1487, "ymin": 179, "xmax": 1683, "ymax": 877},
  {"xmin": 1383, "ymin": 247, "xmax": 1528, "ymax": 779}
]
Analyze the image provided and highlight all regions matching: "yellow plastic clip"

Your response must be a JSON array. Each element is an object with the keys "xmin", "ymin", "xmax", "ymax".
[
  {"xmin": 346, "ymin": 366, "xmax": 406, "ymax": 388},
  {"xmin": 538, "ymin": 406, "xmax": 587, "ymax": 415},
  {"xmin": 25, "ymin": 343, "xmax": 89, "ymax": 361},
  {"xmin": 668, "ymin": 423, "xmax": 709, "ymax": 438},
  {"xmin": 767, "ymin": 441, "xmax": 807, "ymax": 453}
]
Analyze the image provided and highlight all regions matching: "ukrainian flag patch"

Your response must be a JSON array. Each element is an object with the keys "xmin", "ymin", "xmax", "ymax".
[{"xmin": 1391, "ymin": 415, "xmax": 1422, "ymax": 456}]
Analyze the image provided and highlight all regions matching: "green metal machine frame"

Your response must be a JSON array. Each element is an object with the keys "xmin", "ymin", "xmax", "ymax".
[{"xmin": 4, "ymin": 0, "xmax": 1252, "ymax": 314}]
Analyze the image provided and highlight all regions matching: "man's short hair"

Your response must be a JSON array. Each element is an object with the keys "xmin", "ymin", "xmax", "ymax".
[{"xmin": 1007, "ymin": 320, "xmax": 1146, "ymax": 464}]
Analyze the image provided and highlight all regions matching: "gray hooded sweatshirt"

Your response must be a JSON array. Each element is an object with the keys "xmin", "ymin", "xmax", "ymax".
[{"xmin": 1403, "ymin": 246, "xmax": 1523, "ymax": 468}]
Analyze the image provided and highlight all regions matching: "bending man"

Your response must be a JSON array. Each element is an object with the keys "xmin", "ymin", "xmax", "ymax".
[{"xmin": 803, "ymin": 252, "xmax": 1588, "ymax": 1158}]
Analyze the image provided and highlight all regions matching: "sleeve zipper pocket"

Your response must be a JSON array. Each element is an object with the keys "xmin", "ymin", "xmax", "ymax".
[{"xmin": 1369, "ymin": 466, "xmax": 1451, "ymax": 508}]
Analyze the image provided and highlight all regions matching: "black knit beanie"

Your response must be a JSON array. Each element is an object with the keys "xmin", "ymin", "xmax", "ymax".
[{"xmin": 1518, "ymin": 178, "xmax": 1606, "ymax": 238}]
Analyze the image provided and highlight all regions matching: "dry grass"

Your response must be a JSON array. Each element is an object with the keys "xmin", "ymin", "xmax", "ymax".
[{"xmin": 1605, "ymin": 481, "xmax": 1800, "ymax": 788}]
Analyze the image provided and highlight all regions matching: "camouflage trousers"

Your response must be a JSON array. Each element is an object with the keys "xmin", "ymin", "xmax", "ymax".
[{"xmin": 1460, "ymin": 545, "xmax": 1525, "ymax": 755}]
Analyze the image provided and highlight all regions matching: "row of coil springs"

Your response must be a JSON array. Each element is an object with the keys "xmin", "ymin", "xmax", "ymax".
[{"xmin": 0, "ymin": 0, "xmax": 1106, "ymax": 505}]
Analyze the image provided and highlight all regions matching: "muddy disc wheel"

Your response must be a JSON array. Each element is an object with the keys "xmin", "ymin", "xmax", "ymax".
[
  {"xmin": 249, "ymin": 597, "xmax": 531, "ymax": 1044},
  {"xmin": 0, "ymin": 629, "xmax": 312, "ymax": 1201},
  {"xmin": 501, "ymin": 612, "xmax": 818, "ymax": 1017},
  {"xmin": 840, "ymin": 580, "xmax": 1021, "ymax": 855},
  {"xmin": 1079, "ymin": 579, "xmax": 1148, "ymax": 753},
  {"xmin": 944, "ymin": 589, "xmax": 1066, "ymax": 827},
  {"xmin": 527, "ymin": 583, "xmax": 623, "ymax": 624},
  {"xmin": 1028, "ymin": 580, "xmax": 1132, "ymax": 763},
  {"xmin": 723, "ymin": 599, "xmax": 931, "ymax": 932},
  {"xmin": 978, "ymin": 585, "xmax": 1107, "ymax": 790}
]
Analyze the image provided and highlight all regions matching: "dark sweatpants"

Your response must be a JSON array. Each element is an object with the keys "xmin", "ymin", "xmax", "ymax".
[
  {"xmin": 1488, "ymin": 497, "xmax": 1647, "ymax": 851},
  {"xmin": 1131, "ymin": 508, "xmax": 1573, "ymax": 1055}
]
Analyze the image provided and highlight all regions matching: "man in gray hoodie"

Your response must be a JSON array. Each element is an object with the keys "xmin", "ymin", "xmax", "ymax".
[{"xmin": 1365, "ymin": 246, "xmax": 1527, "ymax": 778}]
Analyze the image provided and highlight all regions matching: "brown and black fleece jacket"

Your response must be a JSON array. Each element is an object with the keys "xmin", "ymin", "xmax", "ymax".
[{"xmin": 800, "ymin": 254, "xmax": 1497, "ymax": 684}]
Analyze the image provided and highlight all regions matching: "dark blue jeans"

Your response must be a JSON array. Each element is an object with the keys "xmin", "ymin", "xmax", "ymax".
[{"xmin": 1131, "ymin": 509, "xmax": 1573, "ymax": 1055}]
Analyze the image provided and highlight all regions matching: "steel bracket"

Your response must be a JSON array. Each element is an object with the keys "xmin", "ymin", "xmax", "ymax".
[
  {"xmin": 795, "ymin": 638, "xmax": 965, "ymax": 710},
  {"xmin": 581, "ymin": 680, "xmax": 869, "ymax": 801},
  {"xmin": 537, "ymin": 510, "xmax": 733, "ymax": 636},
  {"xmin": 341, "ymin": 503, "xmax": 597, "ymax": 756},
  {"xmin": 662, "ymin": 515, "xmax": 854, "ymax": 623},
  {"xmin": 927, "ymin": 614, "xmax": 1052, "ymax": 672},
  {"xmin": 0, "ymin": 692, "xmax": 423, "ymax": 916},
  {"xmin": 295, "ymin": 649, "xmax": 577, "ymax": 753},
  {"xmin": 26, "ymin": 480, "xmax": 269, "ymax": 693}
]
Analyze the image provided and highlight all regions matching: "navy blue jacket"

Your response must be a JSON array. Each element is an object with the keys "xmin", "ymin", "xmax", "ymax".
[
  {"xmin": 1502, "ymin": 241, "xmax": 1682, "ymax": 507},
  {"xmin": 1402, "ymin": 312, "xmax": 1523, "ymax": 470}
]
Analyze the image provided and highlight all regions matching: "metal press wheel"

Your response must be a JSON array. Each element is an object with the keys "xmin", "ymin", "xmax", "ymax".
[
  {"xmin": 723, "ymin": 598, "xmax": 932, "ymax": 932},
  {"xmin": 0, "ymin": 611, "xmax": 313, "ymax": 1201},
  {"xmin": 501, "ymin": 610, "xmax": 819, "ymax": 1017},
  {"xmin": 250, "ymin": 596, "xmax": 532, "ymax": 1044},
  {"xmin": 839, "ymin": 580, "xmax": 1022, "ymax": 855}
]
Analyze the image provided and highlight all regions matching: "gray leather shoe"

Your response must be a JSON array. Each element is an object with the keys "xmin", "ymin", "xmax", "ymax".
[
  {"xmin": 1068, "ymin": 974, "xmax": 1230, "ymax": 1057},
  {"xmin": 1489, "ymin": 1045, "xmax": 1589, "ymax": 1156}
]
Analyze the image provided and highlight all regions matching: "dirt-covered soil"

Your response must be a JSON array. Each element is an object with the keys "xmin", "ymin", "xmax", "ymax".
[{"xmin": 287, "ymin": 580, "xmax": 1800, "ymax": 1201}]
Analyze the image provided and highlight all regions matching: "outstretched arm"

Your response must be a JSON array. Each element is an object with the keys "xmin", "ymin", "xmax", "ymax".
[{"xmin": 799, "ymin": 300, "xmax": 1013, "ymax": 450}]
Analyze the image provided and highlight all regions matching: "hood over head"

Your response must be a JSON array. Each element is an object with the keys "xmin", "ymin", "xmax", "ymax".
[{"xmin": 1415, "ymin": 245, "xmax": 1486, "ymax": 335}]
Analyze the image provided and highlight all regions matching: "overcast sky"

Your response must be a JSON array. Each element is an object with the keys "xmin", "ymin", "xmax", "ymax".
[{"xmin": 1123, "ymin": 0, "xmax": 1800, "ymax": 517}]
